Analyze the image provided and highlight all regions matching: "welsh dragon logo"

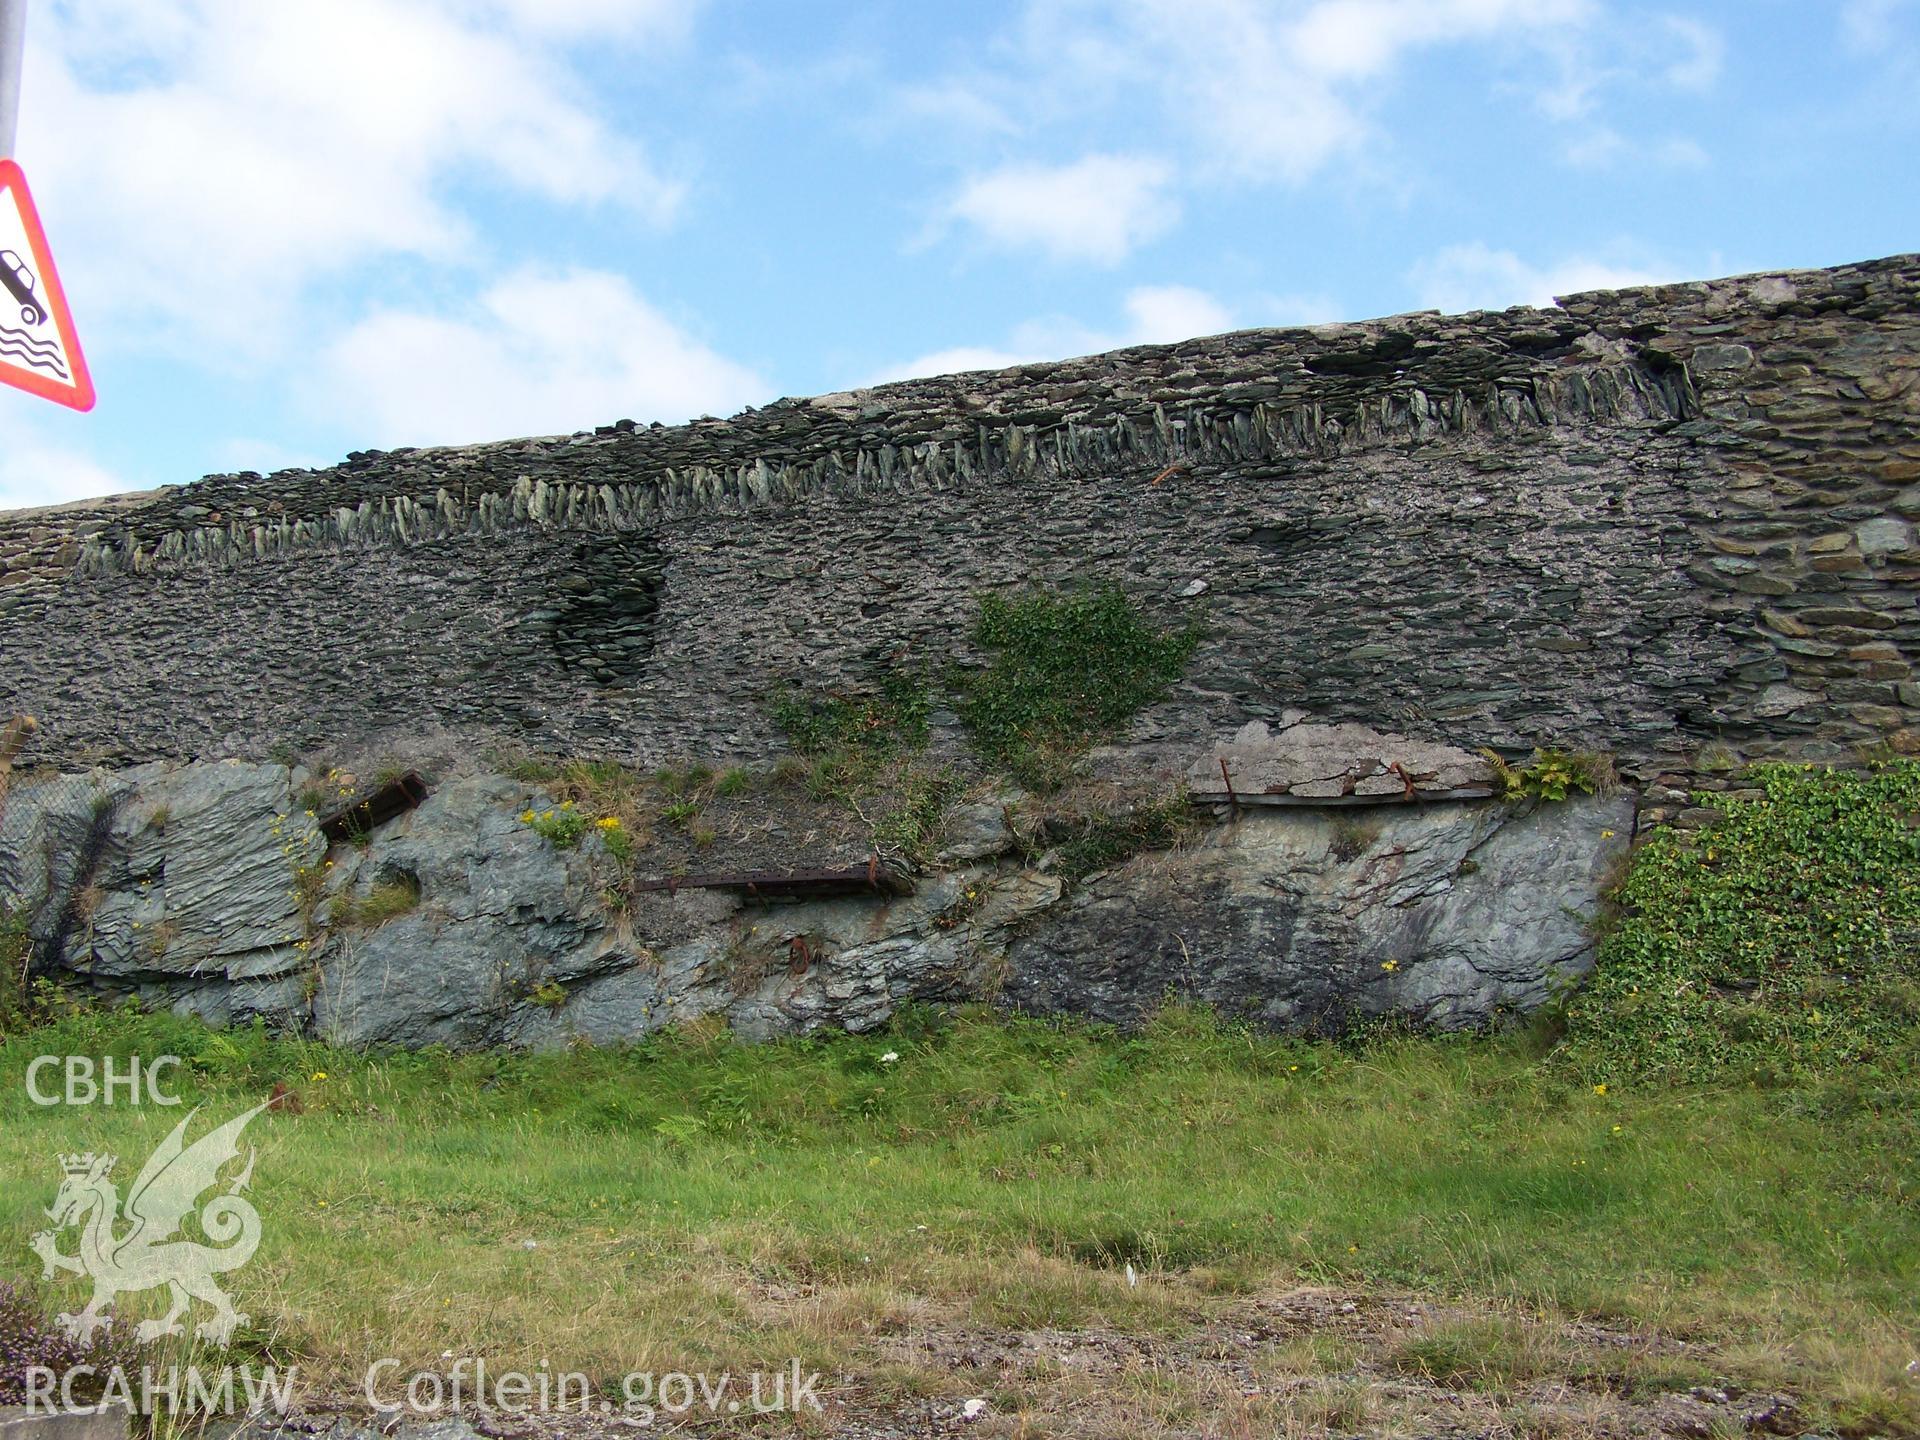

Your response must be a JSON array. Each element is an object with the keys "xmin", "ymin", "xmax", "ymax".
[{"xmin": 29, "ymin": 1102, "xmax": 267, "ymax": 1347}]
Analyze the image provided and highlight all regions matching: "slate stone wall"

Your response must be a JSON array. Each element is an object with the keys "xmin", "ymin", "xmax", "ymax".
[{"xmin": 2, "ymin": 254, "xmax": 1917, "ymax": 824}]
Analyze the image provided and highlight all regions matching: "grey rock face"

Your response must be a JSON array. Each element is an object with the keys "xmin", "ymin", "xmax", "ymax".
[
  {"xmin": 311, "ymin": 773, "xmax": 621, "ymax": 1048},
  {"xmin": 1, "ymin": 758, "xmax": 1633, "ymax": 1048},
  {"xmin": 0, "ymin": 760, "xmax": 319, "ymax": 988},
  {"xmin": 1004, "ymin": 794, "xmax": 1634, "ymax": 1031}
]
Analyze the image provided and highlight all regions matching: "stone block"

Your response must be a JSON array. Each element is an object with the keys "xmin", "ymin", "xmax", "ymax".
[
  {"xmin": 1691, "ymin": 343, "xmax": 1753, "ymax": 371},
  {"xmin": 1800, "ymin": 607, "xmax": 1898, "ymax": 630},
  {"xmin": 1856, "ymin": 517, "xmax": 1913, "ymax": 555},
  {"xmin": 1189, "ymin": 719, "xmax": 1496, "ymax": 802}
]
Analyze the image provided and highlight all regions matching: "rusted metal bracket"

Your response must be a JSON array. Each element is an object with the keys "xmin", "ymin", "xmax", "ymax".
[{"xmin": 1218, "ymin": 757, "xmax": 1241, "ymax": 818}]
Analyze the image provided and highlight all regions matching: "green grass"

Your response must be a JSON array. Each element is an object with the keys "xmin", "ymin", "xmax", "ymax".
[
  {"xmin": 331, "ymin": 877, "xmax": 421, "ymax": 929},
  {"xmin": 2, "ymin": 1004, "xmax": 1915, "ymax": 1429},
  {"xmin": 0, "ymin": 904, "xmax": 28, "ymax": 1029}
]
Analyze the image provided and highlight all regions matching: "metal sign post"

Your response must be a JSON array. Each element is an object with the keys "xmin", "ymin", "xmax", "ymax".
[
  {"xmin": 0, "ymin": 0, "xmax": 89, "ymax": 411},
  {"xmin": 0, "ymin": 0, "xmax": 24, "ymax": 159}
]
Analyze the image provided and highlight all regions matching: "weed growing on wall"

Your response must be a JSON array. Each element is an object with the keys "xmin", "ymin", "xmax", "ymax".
[
  {"xmin": 1480, "ymin": 748, "xmax": 1615, "ymax": 802},
  {"xmin": 958, "ymin": 585, "xmax": 1200, "ymax": 791},
  {"xmin": 871, "ymin": 767, "xmax": 965, "ymax": 861},
  {"xmin": 1561, "ymin": 762, "xmax": 1920, "ymax": 1085},
  {"xmin": 0, "ymin": 1278, "xmax": 146, "ymax": 1408},
  {"xmin": 1036, "ymin": 793, "xmax": 1199, "ymax": 882},
  {"xmin": 770, "ymin": 669, "xmax": 931, "ymax": 761},
  {"xmin": 334, "ymin": 875, "xmax": 423, "ymax": 929},
  {"xmin": 504, "ymin": 759, "xmax": 653, "ymax": 879},
  {"xmin": 522, "ymin": 802, "xmax": 590, "ymax": 849},
  {"xmin": 767, "ymin": 668, "xmax": 961, "ymax": 867}
]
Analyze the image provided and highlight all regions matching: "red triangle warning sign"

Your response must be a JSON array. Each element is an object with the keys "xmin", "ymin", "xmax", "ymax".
[{"xmin": 0, "ymin": 160, "xmax": 92, "ymax": 412}]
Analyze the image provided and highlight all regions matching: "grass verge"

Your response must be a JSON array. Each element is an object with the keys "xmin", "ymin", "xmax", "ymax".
[{"xmin": 1, "ymin": 1005, "xmax": 1915, "ymax": 1433}]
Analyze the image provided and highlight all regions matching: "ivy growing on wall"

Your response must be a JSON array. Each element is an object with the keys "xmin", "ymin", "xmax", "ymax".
[
  {"xmin": 1561, "ymin": 761, "xmax": 1920, "ymax": 1086},
  {"xmin": 955, "ymin": 584, "xmax": 1201, "ymax": 792}
]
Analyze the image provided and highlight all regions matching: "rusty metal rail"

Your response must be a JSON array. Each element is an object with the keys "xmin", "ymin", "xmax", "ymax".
[{"xmin": 631, "ymin": 857, "xmax": 913, "ymax": 901}]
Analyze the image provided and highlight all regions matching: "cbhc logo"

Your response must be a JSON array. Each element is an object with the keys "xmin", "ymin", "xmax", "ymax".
[{"xmin": 24, "ymin": 1055, "xmax": 183, "ymax": 1106}]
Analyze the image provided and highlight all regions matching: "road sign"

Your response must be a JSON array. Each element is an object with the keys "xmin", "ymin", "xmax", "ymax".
[{"xmin": 0, "ymin": 158, "xmax": 91, "ymax": 411}]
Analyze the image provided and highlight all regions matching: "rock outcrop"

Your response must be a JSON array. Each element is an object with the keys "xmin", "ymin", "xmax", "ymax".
[
  {"xmin": 0, "ymin": 754, "xmax": 1631, "ymax": 1048},
  {"xmin": 1007, "ymin": 792, "xmax": 1632, "ymax": 1031}
]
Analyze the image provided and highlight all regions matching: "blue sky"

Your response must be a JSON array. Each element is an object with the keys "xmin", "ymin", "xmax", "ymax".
[{"xmin": 0, "ymin": 0, "xmax": 1915, "ymax": 510}]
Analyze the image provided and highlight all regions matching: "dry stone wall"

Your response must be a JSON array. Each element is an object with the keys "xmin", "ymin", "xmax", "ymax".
[{"xmin": 2, "ymin": 255, "xmax": 1917, "ymax": 821}]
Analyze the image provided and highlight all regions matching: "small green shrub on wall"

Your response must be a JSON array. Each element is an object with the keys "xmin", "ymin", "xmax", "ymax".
[
  {"xmin": 1561, "ymin": 761, "xmax": 1920, "ymax": 1086},
  {"xmin": 958, "ymin": 584, "xmax": 1200, "ymax": 791},
  {"xmin": 1481, "ymin": 747, "xmax": 1614, "ymax": 801},
  {"xmin": 770, "ymin": 669, "xmax": 930, "ymax": 759}
]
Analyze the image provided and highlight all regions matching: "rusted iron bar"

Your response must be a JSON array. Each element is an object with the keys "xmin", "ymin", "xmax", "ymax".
[
  {"xmin": 631, "ymin": 862, "xmax": 914, "ymax": 901},
  {"xmin": 1218, "ymin": 757, "xmax": 1240, "ymax": 818},
  {"xmin": 1189, "ymin": 786, "xmax": 1494, "ymax": 809}
]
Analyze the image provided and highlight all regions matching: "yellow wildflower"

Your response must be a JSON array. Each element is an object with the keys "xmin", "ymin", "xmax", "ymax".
[
  {"xmin": 596, "ymin": 816, "xmax": 621, "ymax": 829},
  {"xmin": 1592, "ymin": 1083, "xmax": 1608, "ymax": 1096},
  {"xmin": 1381, "ymin": 960, "xmax": 1398, "ymax": 972}
]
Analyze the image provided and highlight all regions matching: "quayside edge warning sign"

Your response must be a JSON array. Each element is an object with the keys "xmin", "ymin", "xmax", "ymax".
[{"xmin": 0, "ymin": 158, "xmax": 92, "ymax": 412}]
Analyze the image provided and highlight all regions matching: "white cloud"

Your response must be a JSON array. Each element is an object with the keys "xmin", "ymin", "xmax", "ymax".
[
  {"xmin": 1654, "ymin": 137, "xmax": 1712, "ymax": 169},
  {"xmin": 1841, "ymin": 0, "xmax": 1915, "ymax": 52},
  {"xmin": 25, "ymin": 0, "xmax": 684, "ymax": 359},
  {"xmin": 896, "ymin": 80, "xmax": 1018, "ymax": 136},
  {"xmin": 1658, "ymin": 15, "xmax": 1725, "ymax": 90},
  {"xmin": 1288, "ymin": 0, "xmax": 1592, "ymax": 81},
  {"xmin": 970, "ymin": 0, "xmax": 1600, "ymax": 186},
  {"xmin": 947, "ymin": 155, "xmax": 1177, "ymax": 264},
  {"xmin": 471, "ymin": 0, "xmax": 700, "ymax": 43},
  {"xmin": 912, "ymin": 0, "xmax": 1727, "ymax": 225},
  {"xmin": 868, "ymin": 282, "xmax": 1336, "ymax": 385},
  {"xmin": 1563, "ymin": 128, "xmax": 1709, "ymax": 170},
  {"xmin": 1121, "ymin": 285, "xmax": 1235, "ymax": 342},
  {"xmin": 309, "ymin": 266, "xmax": 767, "ymax": 448},
  {"xmin": 0, "ymin": 407, "xmax": 132, "ymax": 510},
  {"xmin": 1407, "ymin": 242, "xmax": 1676, "ymax": 313},
  {"xmin": 214, "ymin": 438, "xmax": 331, "ymax": 477},
  {"xmin": 875, "ymin": 344, "xmax": 1041, "ymax": 380}
]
